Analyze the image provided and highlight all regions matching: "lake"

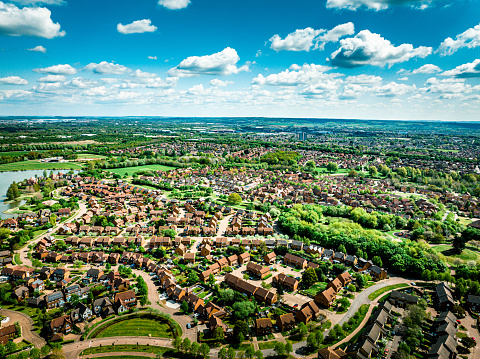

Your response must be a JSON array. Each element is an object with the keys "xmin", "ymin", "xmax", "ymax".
[{"xmin": 0, "ymin": 169, "xmax": 79, "ymax": 219}]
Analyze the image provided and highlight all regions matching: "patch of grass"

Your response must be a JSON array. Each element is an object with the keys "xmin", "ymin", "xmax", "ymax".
[
  {"xmin": 0, "ymin": 160, "xmax": 84, "ymax": 171},
  {"xmin": 76, "ymin": 153, "xmax": 107, "ymax": 159},
  {"xmin": 368, "ymin": 284, "xmax": 409, "ymax": 301},
  {"xmin": 106, "ymin": 164, "xmax": 176, "ymax": 176},
  {"xmin": 14, "ymin": 253, "xmax": 22, "ymax": 265},
  {"xmin": 95, "ymin": 318, "xmax": 173, "ymax": 338},
  {"xmin": 81, "ymin": 345, "xmax": 169, "ymax": 356},
  {"xmin": 432, "ymin": 245, "xmax": 479, "ymax": 263},
  {"xmin": 258, "ymin": 341, "xmax": 279, "ymax": 350},
  {"xmin": 302, "ymin": 282, "xmax": 327, "ymax": 297}
]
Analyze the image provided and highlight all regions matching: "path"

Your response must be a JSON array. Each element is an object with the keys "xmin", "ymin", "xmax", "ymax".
[
  {"xmin": 17, "ymin": 201, "xmax": 88, "ymax": 267},
  {"xmin": 82, "ymin": 352, "xmax": 156, "ymax": 358},
  {"xmin": 0, "ymin": 309, "xmax": 46, "ymax": 348}
]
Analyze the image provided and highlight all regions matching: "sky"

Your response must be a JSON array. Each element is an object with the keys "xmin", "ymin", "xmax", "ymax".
[{"xmin": 1, "ymin": 0, "xmax": 480, "ymax": 120}]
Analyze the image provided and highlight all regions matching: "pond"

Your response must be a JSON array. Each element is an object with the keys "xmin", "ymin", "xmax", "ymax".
[{"xmin": 0, "ymin": 169, "xmax": 79, "ymax": 219}]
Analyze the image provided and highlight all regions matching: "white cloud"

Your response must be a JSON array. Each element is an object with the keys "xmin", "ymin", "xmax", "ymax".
[
  {"xmin": 373, "ymin": 82, "xmax": 415, "ymax": 97},
  {"xmin": 101, "ymin": 78, "xmax": 119, "ymax": 84},
  {"xmin": 299, "ymin": 79, "xmax": 342, "ymax": 98},
  {"xmin": 326, "ymin": 0, "xmax": 445, "ymax": 11},
  {"xmin": 0, "ymin": 1, "xmax": 65, "ymax": 38},
  {"xmin": 148, "ymin": 56, "xmax": 157, "ymax": 60},
  {"xmin": 442, "ymin": 59, "xmax": 480, "ymax": 78},
  {"xmin": 38, "ymin": 74, "xmax": 65, "ymax": 82},
  {"xmin": 210, "ymin": 78, "xmax": 233, "ymax": 87},
  {"xmin": 421, "ymin": 77, "xmax": 476, "ymax": 98},
  {"xmin": 315, "ymin": 22, "xmax": 355, "ymax": 50},
  {"xmin": 132, "ymin": 69, "xmax": 158, "ymax": 79},
  {"xmin": 270, "ymin": 28, "xmax": 324, "ymax": 52},
  {"xmin": 438, "ymin": 23, "xmax": 480, "ymax": 56},
  {"xmin": 398, "ymin": 77, "xmax": 409, "ymax": 81},
  {"xmin": 28, "ymin": 45, "xmax": 46, "ymax": 53},
  {"xmin": 412, "ymin": 64, "xmax": 441, "ymax": 74},
  {"xmin": 85, "ymin": 61, "xmax": 130, "ymax": 75},
  {"xmin": 117, "ymin": 19, "xmax": 157, "ymax": 34},
  {"xmin": 168, "ymin": 47, "xmax": 249, "ymax": 77},
  {"xmin": 345, "ymin": 74, "xmax": 382, "ymax": 85},
  {"xmin": 83, "ymin": 86, "xmax": 107, "ymax": 97},
  {"xmin": 158, "ymin": 0, "xmax": 190, "ymax": 10},
  {"xmin": 330, "ymin": 30, "xmax": 432, "ymax": 68},
  {"xmin": 339, "ymin": 84, "xmax": 369, "ymax": 99},
  {"xmin": 0, "ymin": 76, "xmax": 28, "ymax": 85},
  {"xmin": 34, "ymin": 64, "xmax": 77, "ymax": 75},
  {"xmin": 269, "ymin": 23, "xmax": 354, "ymax": 52},
  {"xmin": 66, "ymin": 77, "xmax": 97, "ymax": 88},
  {"xmin": 252, "ymin": 64, "xmax": 334, "ymax": 86}
]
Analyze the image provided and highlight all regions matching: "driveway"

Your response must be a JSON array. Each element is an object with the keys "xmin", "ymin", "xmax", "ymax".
[{"xmin": 0, "ymin": 309, "xmax": 46, "ymax": 348}]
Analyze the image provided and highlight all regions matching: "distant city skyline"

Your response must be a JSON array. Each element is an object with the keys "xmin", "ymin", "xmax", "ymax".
[{"xmin": 0, "ymin": 0, "xmax": 480, "ymax": 120}]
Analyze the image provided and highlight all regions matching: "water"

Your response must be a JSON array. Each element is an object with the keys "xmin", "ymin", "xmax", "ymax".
[{"xmin": 0, "ymin": 169, "xmax": 79, "ymax": 219}]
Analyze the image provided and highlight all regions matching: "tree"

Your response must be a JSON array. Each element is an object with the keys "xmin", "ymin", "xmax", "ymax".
[
  {"xmin": 181, "ymin": 300, "xmax": 189, "ymax": 313},
  {"xmin": 298, "ymin": 322, "xmax": 308, "ymax": 337},
  {"xmin": 228, "ymin": 347, "xmax": 237, "ymax": 359},
  {"xmin": 49, "ymin": 213, "xmax": 57, "ymax": 226},
  {"xmin": 232, "ymin": 301, "xmax": 255, "ymax": 320},
  {"xmin": 368, "ymin": 166, "xmax": 378, "ymax": 177},
  {"xmin": 199, "ymin": 343, "xmax": 210, "ymax": 358},
  {"xmin": 452, "ymin": 234, "xmax": 467, "ymax": 254},
  {"xmin": 227, "ymin": 193, "xmax": 242, "ymax": 205},
  {"xmin": 301, "ymin": 268, "xmax": 318, "ymax": 289},
  {"xmin": 326, "ymin": 162, "xmax": 339, "ymax": 173},
  {"xmin": 234, "ymin": 320, "xmax": 250, "ymax": 339},
  {"xmin": 182, "ymin": 338, "xmax": 191, "ymax": 353},
  {"xmin": 219, "ymin": 347, "xmax": 228, "ymax": 359},
  {"xmin": 214, "ymin": 326, "xmax": 225, "ymax": 340},
  {"xmin": 274, "ymin": 342, "xmax": 285, "ymax": 356},
  {"xmin": 29, "ymin": 348, "xmax": 41, "ymax": 359},
  {"xmin": 6, "ymin": 182, "xmax": 20, "ymax": 201},
  {"xmin": 304, "ymin": 160, "xmax": 316, "ymax": 173},
  {"xmin": 172, "ymin": 336, "xmax": 182, "ymax": 351},
  {"xmin": 307, "ymin": 332, "xmax": 317, "ymax": 348},
  {"xmin": 338, "ymin": 244, "xmax": 346, "ymax": 253},
  {"xmin": 255, "ymin": 351, "xmax": 263, "ymax": 359},
  {"xmin": 245, "ymin": 346, "xmax": 255, "ymax": 359},
  {"xmin": 209, "ymin": 273, "xmax": 216, "ymax": 286},
  {"xmin": 372, "ymin": 256, "xmax": 383, "ymax": 267},
  {"xmin": 285, "ymin": 342, "xmax": 293, "ymax": 356}
]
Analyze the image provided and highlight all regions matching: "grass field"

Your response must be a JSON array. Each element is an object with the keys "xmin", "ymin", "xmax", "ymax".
[
  {"xmin": 368, "ymin": 283, "xmax": 409, "ymax": 300},
  {"xmin": 81, "ymin": 345, "xmax": 170, "ymax": 356},
  {"xmin": 93, "ymin": 318, "xmax": 174, "ymax": 339},
  {"xmin": 0, "ymin": 150, "xmax": 47, "ymax": 156},
  {"xmin": 107, "ymin": 164, "xmax": 176, "ymax": 176},
  {"xmin": 258, "ymin": 341, "xmax": 279, "ymax": 350},
  {"xmin": 432, "ymin": 245, "xmax": 480, "ymax": 263},
  {"xmin": 303, "ymin": 282, "xmax": 327, "ymax": 296},
  {"xmin": 0, "ymin": 160, "xmax": 84, "ymax": 171},
  {"xmin": 76, "ymin": 153, "xmax": 107, "ymax": 159}
]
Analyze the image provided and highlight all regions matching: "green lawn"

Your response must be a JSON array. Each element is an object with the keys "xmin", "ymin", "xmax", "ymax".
[
  {"xmin": 76, "ymin": 153, "xmax": 107, "ymax": 159},
  {"xmin": 258, "ymin": 341, "xmax": 279, "ymax": 350},
  {"xmin": 303, "ymin": 282, "xmax": 327, "ymax": 297},
  {"xmin": 94, "ymin": 318, "xmax": 174, "ymax": 338},
  {"xmin": 368, "ymin": 283, "xmax": 409, "ymax": 301},
  {"xmin": 0, "ymin": 160, "xmax": 84, "ymax": 171},
  {"xmin": 107, "ymin": 164, "xmax": 176, "ymax": 176},
  {"xmin": 0, "ymin": 150, "xmax": 46, "ymax": 156},
  {"xmin": 81, "ymin": 345, "xmax": 170, "ymax": 356},
  {"xmin": 432, "ymin": 245, "xmax": 480, "ymax": 262}
]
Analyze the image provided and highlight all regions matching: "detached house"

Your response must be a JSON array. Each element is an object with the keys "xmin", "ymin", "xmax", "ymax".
[{"xmin": 114, "ymin": 290, "xmax": 137, "ymax": 313}]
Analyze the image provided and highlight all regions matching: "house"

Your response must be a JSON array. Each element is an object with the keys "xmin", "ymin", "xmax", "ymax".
[
  {"xmin": 290, "ymin": 240, "xmax": 303, "ymax": 250},
  {"xmin": 38, "ymin": 267, "xmax": 53, "ymax": 280},
  {"xmin": 238, "ymin": 252, "xmax": 250, "ymax": 264},
  {"xmin": 46, "ymin": 291, "xmax": 65, "ymax": 309},
  {"xmin": 93, "ymin": 297, "xmax": 114, "ymax": 316},
  {"xmin": 246, "ymin": 262, "xmax": 270, "ymax": 279},
  {"xmin": 327, "ymin": 278, "xmax": 343, "ymax": 293},
  {"xmin": 85, "ymin": 268, "xmax": 104, "ymax": 282},
  {"xmin": 114, "ymin": 290, "xmax": 137, "ymax": 313},
  {"xmin": 264, "ymin": 252, "xmax": 276, "ymax": 264},
  {"xmin": 318, "ymin": 348, "xmax": 347, "ymax": 359},
  {"xmin": 388, "ymin": 291, "xmax": 419, "ymax": 308},
  {"xmin": 369, "ymin": 266, "xmax": 387, "ymax": 281},
  {"xmin": 435, "ymin": 283, "xmax": 455, "ymax": 311},
  {"xmin": 276, "ymin": 313, "xmax": 296, "ymax": 332},
  {"xmin": 13, "ymin": 286, "xmax": 29, "ymax": 300},
  {"xmin": 284, "ymin": 253, "xmax": 307, "ymax": 269},
  {"xmin": 296, "ymin": 300, "xmax": 321, "ymax": 324},
  {"xmin": 186, "ymin": 293, "xmax": 204, "ymax": 313},
  {"xmin": 345, "ymin": 337, "xmax": 379, "ymax": 359},
  {"xmin": 70, "ymin": 302, "xmax": 93, "ymax": 323},
  {"xmin": 467, "ymin": 294, "xmax": 480, "ymax": 312},
  {"xmin": 184, "ymin": 253, "xmax": 195, "ymax": 264},
  {"xmin": 315, "ymin": 287, "xmax": 337, "ymax": 308},
  {"xmin": 227, "ymin": 254, "xmax": 238, "ymax": 267},
  {"xmin": 272, "ymin": 273, "xmax": 299, "ymax": 292},
  {"xmin": 51, "ymin": 268, "xmax": 69, "ymax": 282},
  {"xmin": 200, "ymin": 245, "xmax": 212, "ymax": 257},
  {"xmin": 63, "ymin": 284, "xmax": 82, "ymax": 302},
  {"xmin": 337, "ymin": 272, "xmax": 353, "ymax": 287},
  {"xmin": 0, "ymin": 324, "xmax": 17, "ymax": 345},
  {"xmin": 49, "ymin": 315, "xmax": 72, "ymax": 338},
  {"xmin": 255, "ymin": 318, "xmax": 273, "ymax": 336}
]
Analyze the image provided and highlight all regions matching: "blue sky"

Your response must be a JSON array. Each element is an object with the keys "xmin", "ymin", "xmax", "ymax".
[{"xmin": 1, "ymin": 0, "xmax": 480, "ymax": 120}]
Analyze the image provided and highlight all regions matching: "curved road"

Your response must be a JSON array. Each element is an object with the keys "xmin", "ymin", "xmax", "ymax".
[{"xmin": 0, "ymin": 309, "xmax": 46, "ymax": 348}]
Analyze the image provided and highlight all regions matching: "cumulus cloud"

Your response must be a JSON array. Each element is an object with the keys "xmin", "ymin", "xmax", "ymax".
[
  {"xmin": 412, "ymin": 64, "xmax": 441, "ymax": 74},
  {"xmin": 85, "ymin": 61, "xmax": 130, "ymax": 75},
  {"xmin": 28, "ymin": 45, "xmax": 46, "ymax": 53},
  {"xmin": 421, "ymin": 77, "xmax": 476, "ymax": 99},
  {"xmin": 252, "ymin": 64, "xmax": 335, "ymax": 86},
  {"xmin": 345, "ymin": 74, "xmax": 382, "ymax": 85},
  {"xmin": 0, "ymin": 2, "xmax": 65, "ymax": 38},
  {"xmin": 299, "ymin": 79, "xmax": 342, "ymax": 98},
  {"xmin": 148, "ymin": 56, "xmax": 157, "ymax": 60},
  {"xmin": 269, "ymin": 23, "xmax": 354, "ymax": 52},
  {"xmin": 325, "ymin": 0, "xmax": 446, "ymax": 11},
  {"xmin": 329, "ymin": 30, "xmax": 432, "ymax": 68},
  {"xmin": 117, "ymin": 19, "xmax": 157, "ymax": 34},
  {"xmin": 373, "ymin": 82, "xmax": 415, "ymax": 97},
  {"xmin": 0, "ymin": 76, "xmax": 28, "ymax": 85},
  {"xmin": 158, "ymin": 0, "xmax": 190, "ymax": 10},
  {"xmin": 168, "ymin": 47, "xmax": 249, "ymax": 77},
  {"xmin": 437, "ymin": 23, "xmax": 480, "ymax": 56},
  {"xmin": 34, "ymin": 64, "xmax": 77, "ymax": 75},
  {"xmin": 210, "ymin": 79, "xmax": 233, "ymax": 87},
  {"xmin": 442, "ymin": 59, "xmax": 480, "ymax": 78},
  {"xmin": 37, "ymin": 74, "xmax": 65, "ymax": 82},
  {"xmin": 9, "ymin": 0, "xmax": 65, "ymax": 5}
]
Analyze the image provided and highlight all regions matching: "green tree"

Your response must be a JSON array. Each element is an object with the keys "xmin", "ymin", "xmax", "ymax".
[
  {"xmin": 285, "ymin": 342, "xmax": 293, "ymax": 356},
  {"xmin": 232, "ymin": 301, "xmax": 255, "ymax": 320},
  {"xmin": 181, "ymin": 300, "xmax": 189, "ymax": 313},
  {"xmin": 452, "ymin": 234, "xmax": 467, "ymax": 254},
  {"xmin": 219, "ymin": 347, "xmax": 228, "ymax": 359},
  {"xmin": 301, "ymin": 267, "xmax": 318, "ymax": 289},
  {"xmin": 200, "ymin": 343, "xmax": 210, "ymax": 358},
  {"xmin": 172, "ymin": 337, "xmax": 182, "ymax": 351},
  {"xmin": 49, "ymin": 213, "xmax": 57, "ymax": 226},
  {"xmin": 368, "ymin": 166, "xmax": 378, "ymax": 177},
  {"xmin": 245, "ymin": 346, "xmax": 255, "ymax": 359},
  {"xmin": 182, "ymin": 338, "xmax": 191, "ymax": 353},
  {"xmin": 227, "ymin": 193, "xmax": 242, "ymax": 205},
  {"xmin": 255, "ymin": 350, "xmax": 263, "ymax": 359},
  {"xmin": 227, "ymin": 347, "xmax": 236, "ymax": 359},
  {"xmin": 274, "ymin": 342, "xmax": 285, "ymax": 356},
  {"xmin": 298, "ymin": 322, "xmax": 308, "ymax": 337},
  {"xmin": 6, "ymin": 182, "xmax": 20, "ymax": 201},
  {"xmin": 372, "ymin": 256, "xmax": 383, "ymax": 267},
  {"xmin": 326, "ymin": 162, "xmax": 339, "ymax": 173}
]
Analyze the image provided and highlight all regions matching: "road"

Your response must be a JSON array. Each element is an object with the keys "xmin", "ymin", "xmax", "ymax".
[
  {"xmin": 0, "ymin": 309, "xmax": 46, "ymax": 348},
  {"xmin": 17, "ymin": 201, "xmax": 88, "ymax": 267}
]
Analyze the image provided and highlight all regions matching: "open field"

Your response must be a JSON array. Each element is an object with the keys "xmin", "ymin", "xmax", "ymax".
[
  {"xmin": 76, "ymin": 153, "xmax": 107, "ymax": 159},
  {"xmin": 432, "ymin": 245, "xmax": 480, "ymax": 262},
  {"xmin": 0, "ymin": 150, "xmax": 48, "ymax": 156},
  {"xmin": 93, "ymin": 318, "xmax": 174, "ymax": 338},
  {"xmin": 107, "ymin": 164, "xmax": 176, "ymax": 176},
  {"xmin": 81, "ymin": 345, "xmax": 170, "ymax": 356},
  {"xmin": 0, "ymin": 160, "xmax": 84, "ymax": 171},
  {"xmin": 368, "ymin": 283, "xmax": 409, "ymax": 300}
]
